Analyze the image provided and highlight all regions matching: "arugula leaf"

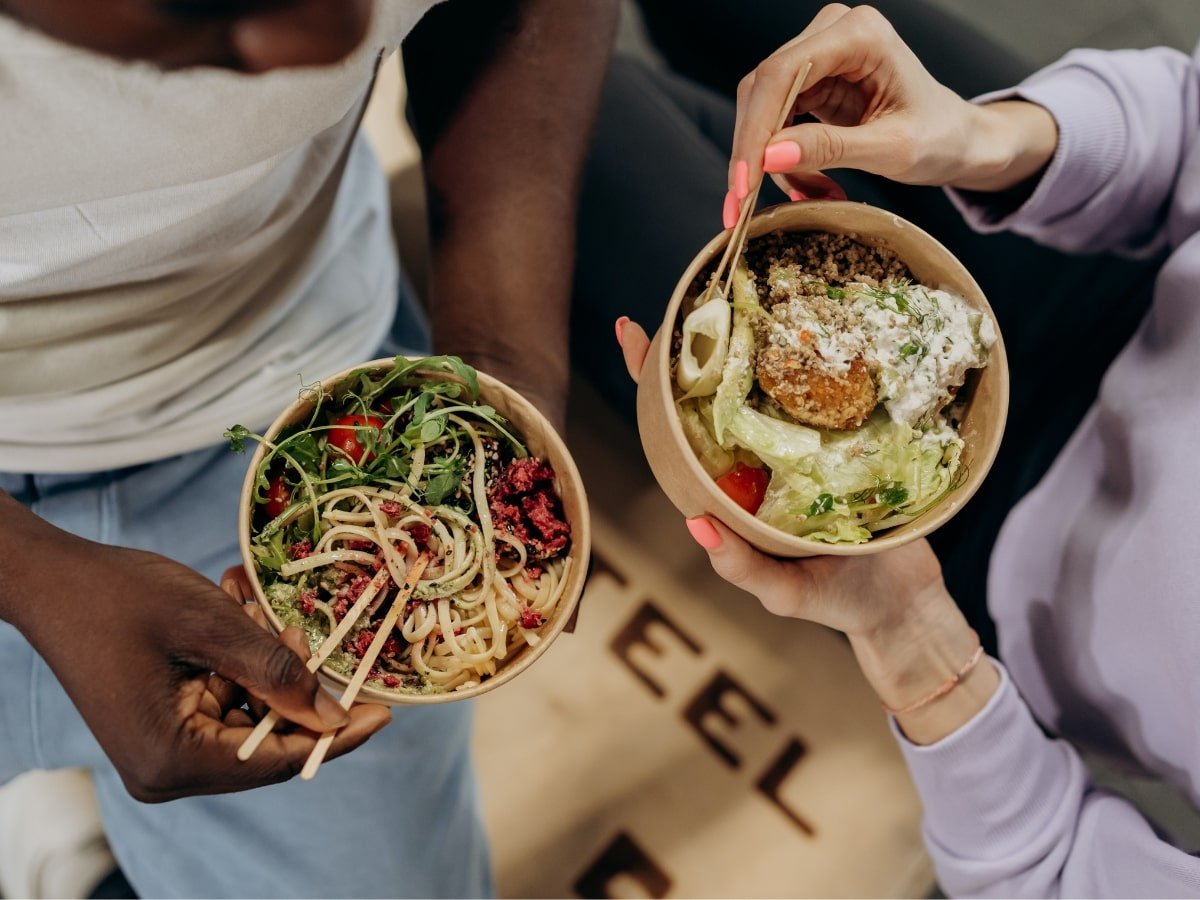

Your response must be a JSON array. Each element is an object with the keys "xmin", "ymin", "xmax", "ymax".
[
  {"xmin": 251, "ymin": 531, "xmax": 290, "ymax": 572},
  {"xmin": 412, "ymin": 391, "xmax": 431, "ymax": 423},
  {"xmin": 328, "ymin": 457, "xmax": 366, "ymax": 484},
  {"xmin": 224, "ymin": 425, "xmax": 251, "ymax": 453},
  {"xmin": 279, "ymin": 431, "xmax": 321, "ymax": 471},
  {"xmin": 424, "ymin": 461, "xmax": 465, "ymax": 505},
  {"xmin": 419, "ymin": 418, "xmax": 443, "ymax": 443},
  {"xmin": 378, "ymin": 355, "xmax": 480, "ymax": 404}
]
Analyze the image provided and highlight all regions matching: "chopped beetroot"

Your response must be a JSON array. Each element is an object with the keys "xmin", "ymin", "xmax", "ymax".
[
  {"xmin": 382, "ymin": 635, "xmax": 400, "ymax": 658},
  {"xmin": 351, "ymin": 630, "xmax": 375, "ymax": 659},
  {"xmin": 523, "ymin": 493, "xmax": 570, "ymax": 557},
  {"xmin": 346, "ymin": 573, "xmax": 372, "ymax": 602},
  {"xmin": 408, "ymin": 523, "xmax": 433, "ymax": 548},
  {"xmin": 519, "ymin": 607, "xmax": 546, "ymax": 629},
  {"xmin": 379, "ymin": 501, "xmax": 402, "ymax": 517},
  {"xmin": 290, "ymin": 539, "xmax": 313, "ymax": 560},
  {"xmin": 490, "ymin": 458, "xmax": 556, "ymax": 499},
  {"xmin": 347, "ymin": 540, "xmax": 375, "ymax": 552},
  {"xmin": 332, "ymin": 597, "xmax": 350, "ymax": 621},
  {"xmin": 298, "ymin": 588, "xmax": 318, "ymax": 615},
  {"xmin": 490, "ymin": 499, "xmax": 521, "ymax": 527},
  {"xmin": 486, "ymin": 457, "xmax": 570, "ymax": 561},
  {"xmin": 381, "ymin": 674, "xmax": 401, "ymax": 688}
]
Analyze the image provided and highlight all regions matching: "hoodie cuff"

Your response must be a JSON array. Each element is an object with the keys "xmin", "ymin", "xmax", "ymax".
[
  {"xmin": 890, "ymin": 661, "xmax": 1083, "ymax": 859},
  {"xmin": 946, "ymin": 64, "xmax": 1129, "ymax": 233}
]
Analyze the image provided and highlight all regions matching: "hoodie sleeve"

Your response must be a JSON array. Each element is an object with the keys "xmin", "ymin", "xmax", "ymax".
[
  {"xmin": 894, "ymin": 663, "xmax": 1200, "ymax": 897},
  {"xmin": 946, "ymin": 46, "xmax": 1200, "ymax": 258}
]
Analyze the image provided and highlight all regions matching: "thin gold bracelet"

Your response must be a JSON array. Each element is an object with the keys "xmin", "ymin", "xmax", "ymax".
[{"xmin": 880, "ymin": 631, "xmax": 986, "ymax": 716}]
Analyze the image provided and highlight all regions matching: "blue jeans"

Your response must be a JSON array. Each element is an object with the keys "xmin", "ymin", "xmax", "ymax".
[{"xmin": 0, "ymin": 284, "xmax": 492, "ymax": 898}]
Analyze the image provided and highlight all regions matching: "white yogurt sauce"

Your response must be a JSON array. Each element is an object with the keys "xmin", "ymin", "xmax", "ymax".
[{"xmin": 848, "ymin": 282, "xmax": 994, "ymax": 427}]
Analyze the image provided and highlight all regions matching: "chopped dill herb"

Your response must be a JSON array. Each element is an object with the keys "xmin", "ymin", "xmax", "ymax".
[{"xmin": 806, "ymin": 493, "xmax": 834, "ymax": 516}]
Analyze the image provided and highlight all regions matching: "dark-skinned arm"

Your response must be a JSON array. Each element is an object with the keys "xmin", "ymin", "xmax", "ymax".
[
  {"xmin": 0, "ymin": 489, "xmax": 391, "ymax": 801},
  {"xmin": 403, "ymin": 0, "xmax": 619, "ymax": 428}
]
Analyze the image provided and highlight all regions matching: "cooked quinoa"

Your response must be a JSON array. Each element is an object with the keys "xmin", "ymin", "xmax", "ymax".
[{"xmin": 745, "ymin": 230, "xmax": 912, "ymax": 299}]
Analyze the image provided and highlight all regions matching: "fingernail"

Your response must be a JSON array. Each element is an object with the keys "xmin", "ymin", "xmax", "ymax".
[
  {"xmin": 763, "ymin": 141, "xmax": 801, "ymax": 173},
  {"xmin": 615, "ymin": 316, "xmax": 630, "ymax": 347},
  {"xmin": 788, "ymin": 189, "xmax": 808, "ymax": 202},
  {"xmin": 733, "ymin": 160, "xmax": 749, "ymax": 199},
  {"xmin": 722, "ymin": 190, "xmax": 739, "ymax": 229},
  {"xmin": 686, "ymin": 517, "xmax": 722, "ymax": 550},
  {"xmin": 315, "ymin": 689, "xmax": 350, "ymax": 728}
]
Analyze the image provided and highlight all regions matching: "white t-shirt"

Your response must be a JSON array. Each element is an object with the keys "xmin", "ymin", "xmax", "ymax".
[{"xmin": 0, "ymin": 1, "xmax": 441, "ymax": 473}]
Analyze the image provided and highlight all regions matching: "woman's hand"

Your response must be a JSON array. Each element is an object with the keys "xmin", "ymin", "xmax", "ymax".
[
  {"xmin": 0, "ymin": 494, "xmax": 391, "ymax": 801},
  {"xmin": 726, "ymin": 3, "xmax": 1058, "ymax": 210},
  {"xmin": 616, "ymin": 317, "xmax": 999, "ymax": 743}
]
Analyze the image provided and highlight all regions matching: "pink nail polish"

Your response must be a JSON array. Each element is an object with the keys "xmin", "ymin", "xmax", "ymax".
[
  {"xmin": 722, "ymin": 190, "xmax": 739, "ymax": 229},
  {"xmin": 614, "ymin": 316, "xmax": 630, "ymax": 347},
  {"xmin": 733, "ymin": 160, "xmax": 750, "ymax": 200},
  {"xmin": 788, "ymin": 189, "xmax": 807, "ymax": 202},
  {"xmin": 686, "ymin": 517, "xmax": 722, "ymax": 550},
  {"xmin": 763, "ymin": 141, "xmax": 801, "ymax": 173}
]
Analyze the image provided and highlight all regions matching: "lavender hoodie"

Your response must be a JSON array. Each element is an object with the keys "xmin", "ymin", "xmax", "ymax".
[{"xmin": 893, "ymin": 45, "xmax": 1200, "ymax": 897}]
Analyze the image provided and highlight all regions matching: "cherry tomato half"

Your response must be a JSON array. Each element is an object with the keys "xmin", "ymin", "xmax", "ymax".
[
  {"xmin": 329, "ymin": 414, "xmax": 385, "ymax": 465},
  {"xmin": 264, "ymin": 473, "xmax": 291, "ymax": 519},
  {"xmin": 715, "ymin": 462, "xmax": 769, "ymax": 514}
]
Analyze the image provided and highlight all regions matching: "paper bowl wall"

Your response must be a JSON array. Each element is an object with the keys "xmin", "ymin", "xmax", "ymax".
[
  {"xmin": 636, "ymin": 201, "xmax": 1008, "ymax": 558},
  {"xmin": 238, "ymin": 357, "xmax": 591, "ymax": 704}
]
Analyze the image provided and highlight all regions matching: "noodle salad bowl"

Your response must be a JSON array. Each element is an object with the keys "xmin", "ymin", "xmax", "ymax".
[
  {"xmin": 230, "ymin": 356, "xmax": 590, "ymax": 705},
  {"xmin": 637, "ymin": 201, "xmax": 1008, "ymax": 558}
]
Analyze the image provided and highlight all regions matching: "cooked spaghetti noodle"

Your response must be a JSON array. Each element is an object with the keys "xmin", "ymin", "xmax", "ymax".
[{"xmin": 227, "ymin": 356, "xmax": 573, "ymax": 695}]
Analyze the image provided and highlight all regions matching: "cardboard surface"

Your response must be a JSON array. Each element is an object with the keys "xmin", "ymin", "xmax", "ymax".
[{"xmin": 473, "ymin": 382, "xmax": 933, "ymax": 899}]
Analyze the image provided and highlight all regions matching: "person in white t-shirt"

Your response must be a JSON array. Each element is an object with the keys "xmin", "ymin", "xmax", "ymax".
[{"xmin": 0, "ymin": 0, "xmax": 617, "ymax": 896}]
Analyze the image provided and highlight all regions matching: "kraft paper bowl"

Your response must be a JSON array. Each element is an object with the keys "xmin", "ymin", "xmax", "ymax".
[
  {"xmin": 238, "ymin": 357, "xmax": 591, "ymax": 704},
  {"xmin": 636, "ymin": 201, "xmax": 1008, "ymax": 558}
]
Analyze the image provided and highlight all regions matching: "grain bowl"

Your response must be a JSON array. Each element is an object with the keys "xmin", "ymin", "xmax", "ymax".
[{"xmin": 636, "ymin": 202, "xmax": 1008, "ymax": 558}]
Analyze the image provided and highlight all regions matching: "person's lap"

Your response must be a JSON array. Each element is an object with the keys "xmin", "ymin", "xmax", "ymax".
[
  {"xmin": 574, "ymin": 41, "xmax": 1159, "ymax": 651},
  {"xmin": 0, "ymin": 288, "xmax": 490, "ymax": 899}
]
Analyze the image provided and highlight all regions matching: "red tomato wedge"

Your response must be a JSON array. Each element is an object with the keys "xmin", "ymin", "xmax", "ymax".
[
  {"xmin": 264, "ymin": 473, "xmax": 291, "ymax": 518},
  {"xmin": 329, "ymin": 414, "xmax": 385, "ymax": 465},
  {"xmin": 715, "ymin": 463, "xmax": 769, "ymax": 514}
]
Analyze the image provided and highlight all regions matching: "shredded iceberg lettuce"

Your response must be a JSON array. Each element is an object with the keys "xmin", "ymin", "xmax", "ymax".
[
  {"xmin": 724, "ymin": 405, "xmax": 821, "ymax": 469},
  {"xmin": 712, "ymin": 262, "xmax": 759, "ymax": 444},
  {"xmin": 677, "ymin": 398, "xmax": 735, "ymax": 478},
  {"xmin": 754, "ymin": 410, "xmax": 961, "ymax": 541}
]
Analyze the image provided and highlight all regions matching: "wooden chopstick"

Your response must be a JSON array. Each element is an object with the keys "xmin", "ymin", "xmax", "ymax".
[
  {"xmin": 236, "ymin": 563, "xmax": 397, "ymax": 763},
  {"xmin": 298, "ymin": 553, "xmax": 431, "ymax": 781},
  {"xmin": 714, "ymin": 60, "xmax": 816, "ymax": 299}
]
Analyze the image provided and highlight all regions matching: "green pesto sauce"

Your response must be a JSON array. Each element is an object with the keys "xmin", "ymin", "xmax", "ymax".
[{"xmin": 264, "ymin": 580, "xmax": 444, "ymax": 694}]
